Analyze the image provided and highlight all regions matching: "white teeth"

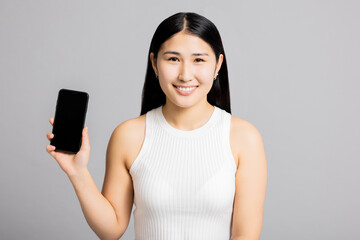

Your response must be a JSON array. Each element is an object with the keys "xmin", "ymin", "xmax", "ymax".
[{"xmin": 176, "ymin": 86, "xmax": 197, "ymax": 91}]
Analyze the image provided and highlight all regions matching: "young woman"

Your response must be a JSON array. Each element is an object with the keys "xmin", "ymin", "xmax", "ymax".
[{"xmin": 46, "ymin": 12, "xmax": 267, "ymax": 240}]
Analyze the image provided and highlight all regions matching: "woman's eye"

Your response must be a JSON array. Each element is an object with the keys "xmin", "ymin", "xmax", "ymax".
[
  {"xmin": 195, "ymin": 58, "xmax": 204, "ymax": 62},
  {"xmin": 168, "ymin": 57, "xmax": 179, "ymax": 62}
]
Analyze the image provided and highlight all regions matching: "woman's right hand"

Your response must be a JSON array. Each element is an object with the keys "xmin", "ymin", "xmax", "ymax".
[{"xmin": 46, "ymin": 118, "xmax": 91, "ymax": 177}]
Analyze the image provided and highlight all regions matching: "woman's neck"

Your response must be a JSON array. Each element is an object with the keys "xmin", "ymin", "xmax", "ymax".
[{"xmin": 161, "ymin": 101, "xmax": 215, "ymax": 131}]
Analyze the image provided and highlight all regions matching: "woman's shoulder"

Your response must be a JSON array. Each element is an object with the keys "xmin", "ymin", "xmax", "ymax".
[
  {"xmin": 230, "ymin": 115, "xmax": 255, "ymax": 131},
  {"xmin": 230, "ymin": 115, "xmax": 264, "ymax": 147},
  {"xmin": 113, "ymin": 114, "xmax": 146, "ymax": 138},
  {"xmin": 110, "ymin": 114, "xmax": 146, "ymax": 171}
]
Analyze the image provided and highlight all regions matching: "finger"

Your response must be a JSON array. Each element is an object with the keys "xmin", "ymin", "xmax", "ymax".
[
  {"xmin": 80, "ymin": 126, "xmax": 90, "ymax": 152},
  {"xmin": 46, "ymin": 144, "xmax": 56, "ymax": 156},
  {"xmin": 49, "ymin": 118, "xmax": 54, "ymax": 126},
  {"xmin": 46, "ymin": 132, "xmax": 54, "ymax": 141}
]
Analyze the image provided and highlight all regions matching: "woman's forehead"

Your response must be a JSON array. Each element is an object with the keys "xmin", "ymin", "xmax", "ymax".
[{"xmin": 159, "ymin": 32, "xmax": 214, "ymax": 55}]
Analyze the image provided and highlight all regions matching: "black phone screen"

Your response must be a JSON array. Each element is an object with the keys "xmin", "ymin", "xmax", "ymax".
[{"xmin": 50, "ymin": 89, "xmax": 89, "ymax": 154}]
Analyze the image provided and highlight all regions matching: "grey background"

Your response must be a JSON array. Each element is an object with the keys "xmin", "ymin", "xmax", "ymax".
[{"xmin": 0, "ymin": 0, "xmax": 359, "ymax": 239}]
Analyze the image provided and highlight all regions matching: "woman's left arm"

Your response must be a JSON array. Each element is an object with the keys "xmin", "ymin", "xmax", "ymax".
[{"xmin": 231, "ymin": 118, "xmax": 268, "ymax": 240}]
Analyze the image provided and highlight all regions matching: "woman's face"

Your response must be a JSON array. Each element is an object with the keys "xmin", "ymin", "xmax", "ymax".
[{"xmin": 150, "ymin": 31, "xmax": 223, "ymax": 108}]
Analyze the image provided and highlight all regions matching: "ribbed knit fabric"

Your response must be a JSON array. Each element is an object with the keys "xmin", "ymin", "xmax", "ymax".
[{"xmin": 129, "ymin": 105, "xmax": 237, "ymax": 240}]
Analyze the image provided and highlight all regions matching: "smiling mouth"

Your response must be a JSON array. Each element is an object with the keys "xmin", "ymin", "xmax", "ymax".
[
  {"xmin": 172, "ymin": 84, "xmax": 198, "ymax": 95},
  {"xmin": 172, "ymin": 84, "xmax": 199, "ymax": 88}
]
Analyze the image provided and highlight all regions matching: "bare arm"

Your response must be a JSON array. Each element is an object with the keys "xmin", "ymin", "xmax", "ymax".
[
  {"xmin": 46, "ymin": 118, "xmax": 135, "ymax": 239},
  {"xmin": 101, "ymin": 120, "xmax": 136, "ymax": 236},
  {"xmin": 231, "ymin": 118, "xmax": 268, "ymax": 239},
  {"xmin": 69, "ymin": 169, "xmax": 123, "ymax": 239}
]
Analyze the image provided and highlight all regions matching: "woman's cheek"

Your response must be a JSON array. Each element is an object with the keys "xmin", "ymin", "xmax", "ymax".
[
  {"xmin": 196, "ymin": 67, "xmax": 215, "ymax": 84},
  {"xmin": 159, "ymin": 64, "xmax": 178, "ymax": 81}
]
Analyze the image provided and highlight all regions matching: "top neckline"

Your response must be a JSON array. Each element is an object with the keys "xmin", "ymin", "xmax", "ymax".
[{"xmin": 155, "ymin": 105, "xmax": 221, "ymax": 137}]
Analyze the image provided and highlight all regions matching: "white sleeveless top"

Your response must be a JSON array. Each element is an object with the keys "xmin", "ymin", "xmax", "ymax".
[{"xmin": 129, "ymin": 105, "xmax": 237, "ymax": 240}]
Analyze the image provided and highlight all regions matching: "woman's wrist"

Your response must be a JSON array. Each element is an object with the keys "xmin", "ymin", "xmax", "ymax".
[{"xmin": 67, "ymin": 168, "xmax": 91, "ymax": 188}]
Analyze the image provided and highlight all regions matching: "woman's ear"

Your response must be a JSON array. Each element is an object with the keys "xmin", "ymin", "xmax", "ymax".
[
  {"xmin": 215, "ymin": 54, "xmax": 224, "ymax": 77},
  {"xmin": 150, "ymin": 52, "xmax": 158, "ymax": 76}
]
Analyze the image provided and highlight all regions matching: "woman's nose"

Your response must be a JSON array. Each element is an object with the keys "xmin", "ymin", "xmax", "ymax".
[{"xmin": 178, "ymin": 62, "xmax": 193, "ymax": 81}]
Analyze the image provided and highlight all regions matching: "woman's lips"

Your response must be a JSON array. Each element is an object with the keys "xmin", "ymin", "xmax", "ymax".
[
  {"xmin": 173, "ymin": 84, "xmax": 198, "ymax": 96},
  {"xmin": 173, "ymin": 84, "xmax": 199, "ymax": 88}
]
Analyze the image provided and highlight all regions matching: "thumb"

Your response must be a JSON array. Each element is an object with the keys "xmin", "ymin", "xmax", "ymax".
[{"xmin": 80, "ymin": 126, "xmax": 90, "ymax": 151}]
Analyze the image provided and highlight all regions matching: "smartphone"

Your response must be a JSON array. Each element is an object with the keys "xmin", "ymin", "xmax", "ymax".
[{"xmin": 50, "ymin": 88, "xmax": 89, "ymax": 154}]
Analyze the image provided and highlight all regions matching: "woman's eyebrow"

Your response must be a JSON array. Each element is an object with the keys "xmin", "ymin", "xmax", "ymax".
[{"xmin": 163, "ymin": 51, "xmax": 209, "ymax": 56}]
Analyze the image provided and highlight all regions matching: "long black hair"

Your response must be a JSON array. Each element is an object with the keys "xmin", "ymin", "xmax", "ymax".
[{"xmin": 140, "ymin": 12, "xmax": 231, "ymax": 115}]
